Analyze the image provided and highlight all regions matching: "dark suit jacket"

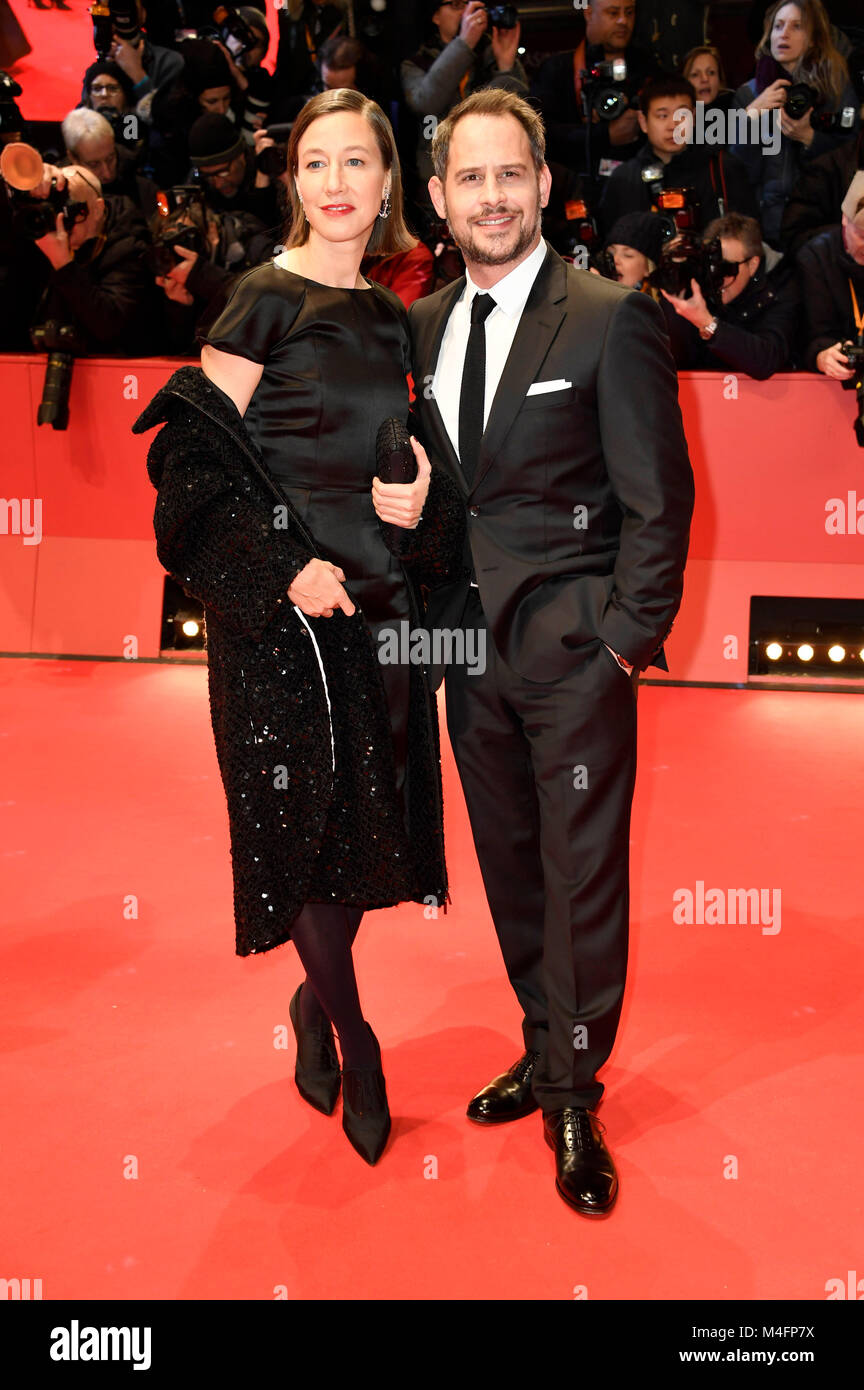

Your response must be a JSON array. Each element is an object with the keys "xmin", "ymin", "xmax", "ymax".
[{"xmin": 408, "ymin": 241, "xmax": 695, "ymax": 691}]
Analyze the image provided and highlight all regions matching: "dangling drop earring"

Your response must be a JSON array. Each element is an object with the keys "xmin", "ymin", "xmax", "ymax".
[{"xmin": 378, "ymin": 185, "xmax": 391, "ymax": 220}]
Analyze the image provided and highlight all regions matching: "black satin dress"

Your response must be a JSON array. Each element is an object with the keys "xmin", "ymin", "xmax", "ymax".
[{"xmin": 202, "ymin": 260, "xmax": 413, "ymax": 807}]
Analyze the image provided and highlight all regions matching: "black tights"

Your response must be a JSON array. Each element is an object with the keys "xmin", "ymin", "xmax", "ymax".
[{"xmin": 291, "ymin": 903, "xmax": 377, "ymax": 1068}]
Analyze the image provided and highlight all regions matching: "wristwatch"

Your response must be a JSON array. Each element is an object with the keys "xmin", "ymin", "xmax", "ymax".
[{"xmin": 699, "ymin": 316, "xmax": 719, "ymax": 340}]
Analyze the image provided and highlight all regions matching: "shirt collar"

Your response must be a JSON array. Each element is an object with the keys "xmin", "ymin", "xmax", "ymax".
[{"xmin": 463, "ymin": 237, "xmax": 548, "ymax": 320}]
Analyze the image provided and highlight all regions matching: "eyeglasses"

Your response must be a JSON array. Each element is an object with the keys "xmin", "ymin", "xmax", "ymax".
[
  {"xmin": 91, "ymin": 83, "xmax": 122, "ymax": 96},
  {"xmin": 202, "ymin": 167, "xmax": 234, "ymax": 182}
]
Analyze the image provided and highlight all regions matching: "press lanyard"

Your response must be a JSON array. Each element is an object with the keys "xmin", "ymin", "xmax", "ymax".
[{"xmin": 850, "ymin": 279, "xmax": 863, "ymax": 336}]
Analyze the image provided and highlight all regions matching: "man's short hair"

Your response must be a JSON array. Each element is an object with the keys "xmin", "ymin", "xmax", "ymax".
[
  {"xmin": 430, "ymin": 89, "xmax": 546, "ymax": 183},
  {"xmin": 63, "ymin": 108, "xmax": 114, "ymax": 155},
  {"xmin": 639, "ymin": 77, "xmax": 697, "ymax": 115},
  {"xmin": 703, "ymin": 212, "xmax": 763, "ymax": 259},
  {"xmin": 319, "ymin": 36, "xmax": 365, "ymax": 72}
]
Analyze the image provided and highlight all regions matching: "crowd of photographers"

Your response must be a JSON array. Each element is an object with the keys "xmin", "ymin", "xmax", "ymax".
[{"xmin": 1, "ymin": 0, "xmax": 863, "ymax": 430}]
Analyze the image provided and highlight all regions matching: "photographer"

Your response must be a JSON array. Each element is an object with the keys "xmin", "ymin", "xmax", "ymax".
[
  {"xmin": 274, "ymin": 0, "xmax": 345, "ymax": 99},
  {"xmin": 779, "ymin": 50, "xmax": 864, "ymax": 257},
  {"xmin": 186, "ymin": 112, "xmax": 280, "ymax": 228},
  {"xmin": 81, "ymin": 2, "xmax": 183, "ymax": 127},
  {"xmin": 530, "ymin": 1, "xmax": 661, "ymax": 195},
  {"xmin": 659, "ymin": 211, "xmax": 800, "ymax": 377},
  {"xmin": 206, "ymin": 7, "xmax": 275, "ymax": 142},
  {"xmin": 598, "ymin": 76, "xmax": 759, "ymax": 236},
  {"xmin": 272, "ymin": 36, "xmax": 377, "ymax": 122},
  {"xmin": 62, "ymin": 108, "xmax": 158, "ymax": 220},
  {"xmin": 149, "ymin": 38, "xmax": 242, "ymax": 187},
  {"xmin": 151, "ymin": 190, "xmax": 271, "ymax": 352},
  {"xmin": 0, "ymin": 163, "xmax": 155, "ymax": 355},
  {"xmin": 595, "ymin": 208, "xmax": 667, "ymax": 287},
  {"xmin": 731, "ymin": 0, "xmax": 859, "ymax": 249},
  {"xmin": 81, "ymin": 58, "xmax": 143, "ymax": 156},
  {"xmin": 798, "ymin": 170, "xmax": 864, "ymax": 376},
  {"xmin": 401, "ymin": 2, "xmax": 527, "ymax": 206}
]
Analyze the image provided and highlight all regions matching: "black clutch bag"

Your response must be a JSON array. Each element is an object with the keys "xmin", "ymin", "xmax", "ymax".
[{"xmin": 376, "ymin": 416, "xmax": 417, "ymax": 553}]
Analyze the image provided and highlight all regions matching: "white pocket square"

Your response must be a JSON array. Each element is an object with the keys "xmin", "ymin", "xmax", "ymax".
[{"xmin": 526, "ymin": 379, "xmax": 572, "ymax": 396}]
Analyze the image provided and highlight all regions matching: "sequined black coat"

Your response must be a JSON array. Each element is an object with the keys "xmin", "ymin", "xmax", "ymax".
[{"xmin": 133, "ymin": 365, "xmax": 466, "ymax": 957}]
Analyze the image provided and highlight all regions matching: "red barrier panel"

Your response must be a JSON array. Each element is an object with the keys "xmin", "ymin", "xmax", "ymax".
[{"xmin": 1, "ymin": 355, "xmax": 862, "ymax": 682}]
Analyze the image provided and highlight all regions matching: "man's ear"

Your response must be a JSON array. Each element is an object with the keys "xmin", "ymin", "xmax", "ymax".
[
  {"xmin": 539, "ymin": 162, "xmax": 552, "ymax": 209},
  {"xmin": 428, "ymin": 175, "xmax": 447, "ymax": 220},
  {"xmin": 637, "ymin": 110, "xmax": 648, "ymax": 135}
]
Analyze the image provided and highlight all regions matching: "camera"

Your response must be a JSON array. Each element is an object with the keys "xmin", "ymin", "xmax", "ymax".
[
  {"xmin": 840, "ymin": 340, "xmax": 864, "ymax": 379},
  {"xmin": 212, "ymin": 5, "xmax": 258, "ymax": 58},
  {"xmin": 29, "ymin": 320, "xmax": 83, "ymax": 431},
  {"xmin": 0, "ymin": 70, "xmax": 23, "ymax": 137},
  {"xmin": 579, "ymin": 58, "xmax": 630, "ymax": 121},
  {"xmin": 1, "ymin": 142, "xmax": 90, "ymax": 238},
  {"xmin": 149, "ymin": 185, "xmax": 208, "ymax": 276},
  {"xmin": 783, "ymin": 81, "xmax": 819, "ymax": 121},
  {"xmin": 89, "ymin": 0, "xmax": 142, "ymax": 59},
  {"xmin": 648, "ymin": 232, "xmax": 739, "ymax": 310},
  {"xmin": 811, "ymin": 105, "xmax": 857, "ymax": 135},
  {"xmin": 254, "ymin": 123, "xmax": 292, "ymax": 179},
  {"xmin": 486, "ymin": 4, "xmax": 518, "ymax": 28},
  {"xmin": 839, "ymin": 340, "xmax": 864, "ymax": 448},
  {"xmin": 591, "ymin": 247, "xmax": 619, "ymax": 279}
]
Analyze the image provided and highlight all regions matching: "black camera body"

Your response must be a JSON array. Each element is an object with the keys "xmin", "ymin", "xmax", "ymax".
[
  {"xmin": 649, "ymin": 232, "xmax": 738, "ymax": 311},
  {"xmin": 0, "ymin": 70, "xmax": 23, "ymax": 136},
  {"xmin": 579, "ymin": 58, "xmax": 631, "ymax": 121},
  {"xmin": 486, "ymin": 4, "xmax": 518, "ymax": 28},
  {"xmin": 212, "ymin": 5, "xmax": 257, "ymax": 58},
  {"xmin": 840, "ymin": 340, "xmax": 864, "ymax": 384},
  {"xmin": 9, "ymin": 178, "xmax": 88, "ymax": 239},
  {"xmin": 783, "ymin": 81, "xmax": 819, "ymax": 121},
  {"xmin": 89, "ymin": 0, "xmax": 141, "ymax": 59},
  {"xmin": 149, "ymin": 184, "xmax": 208, "ymax": 275}
]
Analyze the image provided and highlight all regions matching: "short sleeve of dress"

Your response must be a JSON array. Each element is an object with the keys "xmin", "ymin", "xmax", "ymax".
[{"xmin": 199, "ymin": 264, "xmax": 305, "ymax": 364}]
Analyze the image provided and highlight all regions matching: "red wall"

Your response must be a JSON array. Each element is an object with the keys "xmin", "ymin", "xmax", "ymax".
[{"xmin": 1, "ymin": 355, "xmax": 862, "ymax": 683}]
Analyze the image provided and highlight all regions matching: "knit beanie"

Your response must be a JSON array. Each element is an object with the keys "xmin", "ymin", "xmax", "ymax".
[
  {"xmin": 179, "ymin": 38, "xmax": 233, "ymax": 96},
  {"xmin": 83, "ymin": 58, "xmax": 136, "ymax": 107},
  {"xmin": 188, "ymin": 113, "xmax": 246, "ymax": 168},
  {"xmin": 604, "ymin": 211, "xmax": 668, "ymax": 262}
]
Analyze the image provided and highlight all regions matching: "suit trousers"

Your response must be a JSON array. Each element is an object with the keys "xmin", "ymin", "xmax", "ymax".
[{"xmin": 443, "ymin": 586, "xmax": 639, "ymax": 1111}]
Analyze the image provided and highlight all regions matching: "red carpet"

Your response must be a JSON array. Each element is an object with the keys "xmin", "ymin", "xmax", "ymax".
[{"xmin": 0, "ymin": 655, "xmax": 861, "ymax": 1300}]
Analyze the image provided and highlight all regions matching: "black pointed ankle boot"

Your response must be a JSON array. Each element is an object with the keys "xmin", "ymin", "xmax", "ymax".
[
  {"xmin": 341, "ymin": 1023, "xmax": 391, "ymax": 1165},
  {"xmin": 288, "ymin": 983, "xmax": 341, "ymax": 1115}
]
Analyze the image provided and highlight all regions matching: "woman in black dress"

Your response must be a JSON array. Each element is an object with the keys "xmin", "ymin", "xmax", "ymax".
[{"xmin": 153, "ymin": 90, "xmax": 463, "ymax": 1165}]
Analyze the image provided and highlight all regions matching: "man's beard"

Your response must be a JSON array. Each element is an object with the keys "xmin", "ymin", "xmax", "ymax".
[{"xmin": 446, "ymin": 191, "xmax": 543, "ymax": 266}]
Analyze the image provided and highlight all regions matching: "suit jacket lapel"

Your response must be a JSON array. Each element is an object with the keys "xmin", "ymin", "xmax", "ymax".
[
  {"xmin": 413, "ymin": 277, "xmax": 467, "ymax": 495},
  {"xmin": 471, "ymin": 246, "xmax": 568, "ymax": 493}
]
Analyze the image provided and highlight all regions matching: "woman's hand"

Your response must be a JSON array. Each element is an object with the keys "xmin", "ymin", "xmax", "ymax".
[
  {"xmin": 746, "ymin": 78, "xmax": 789, "ymax": 114},
  {"xmin": 371, "ymin": 437, "xmax": 432, "ymax": 530},
  {"xmin": 780, "ymin": 106, "xmax": 814, "ymax": 144},
  {"xmin": 287, "ymin": 558, "xmax": 355, "ymax": 618}
]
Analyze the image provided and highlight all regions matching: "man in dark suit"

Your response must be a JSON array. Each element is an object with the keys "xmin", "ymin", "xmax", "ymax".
[{"xmin": 404, "ymin": 88, "xmax": 694, "ymax": 1216}]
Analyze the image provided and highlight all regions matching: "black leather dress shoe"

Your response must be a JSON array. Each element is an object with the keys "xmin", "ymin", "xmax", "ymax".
[
  {"xmin": 288, "ymin": 983, "xmax": 341, "ymax": 1115},
  {"xmin": 466, "ymin": 1049, "xmax": 541, "ymax": 1124},
  {"xmin": 543, "ymin": 1108, "xmax": 618, "ymax": 1216}
]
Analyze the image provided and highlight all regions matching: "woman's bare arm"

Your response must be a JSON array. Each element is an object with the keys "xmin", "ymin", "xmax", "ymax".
[{"xmin": 201, "ymin": 343, "xmax": 264, "ymax": 417}]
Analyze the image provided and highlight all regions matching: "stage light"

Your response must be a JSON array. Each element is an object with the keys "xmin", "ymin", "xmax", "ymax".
[
  {"xmin": 828, "ymin": 645, "xmax": 845, "ymax": 663},
  {"xmin": 797, "ymin": 644, "xmax": 814, "ymax": 662},
  {"xmin": 765, "ymin": 642, "xmax": 783, "ymax": 660},
  {"xmin": 181, "ymin": 619, "xmax": 200, "ymax": 638}
]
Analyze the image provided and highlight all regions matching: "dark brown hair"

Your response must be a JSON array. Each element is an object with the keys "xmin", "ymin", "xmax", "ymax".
[
  {"xmin": 282, "ymin": 89, "xmax": 415, "ymax": 255},
  {"xmin": 430, "ymin": 88, "xmax": 546, "ymax": 182}
]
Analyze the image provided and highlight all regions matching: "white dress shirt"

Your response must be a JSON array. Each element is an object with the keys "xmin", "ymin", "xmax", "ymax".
[{"xmin": 431, "ymin": 236, "xmax": 548, "ymax": 458}]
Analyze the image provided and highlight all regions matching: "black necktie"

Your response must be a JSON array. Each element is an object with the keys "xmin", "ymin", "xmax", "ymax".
[{"xmin": 458, "ymin": 292, "xmax": 496, "ymax": 489}]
